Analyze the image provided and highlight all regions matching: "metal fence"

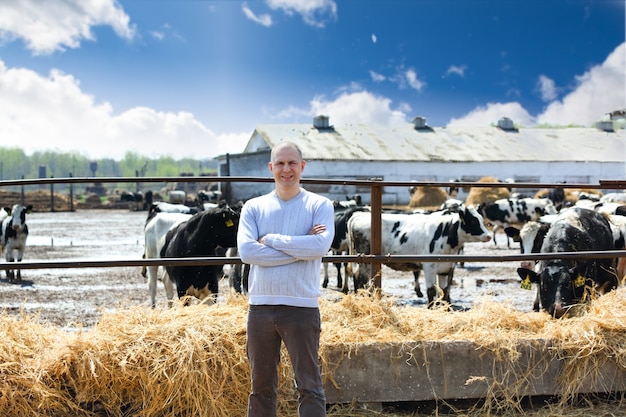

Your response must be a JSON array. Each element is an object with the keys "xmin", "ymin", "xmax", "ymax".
[{"xmin": 1, "ymin": 175, "xmax": 626, "ymax": 289}]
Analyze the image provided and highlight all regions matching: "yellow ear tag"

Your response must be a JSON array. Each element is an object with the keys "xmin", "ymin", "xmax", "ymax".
[
  {"xmin": 574, "ymin": 274, "xmax": 586, "ymax": 288},
  {"xmin": 521, "ymin": 276, "xmax": 533, "ymax": 290},
  {"xmin": 225, "ymin": 219, "xmax": 234, "ymax": 227}
]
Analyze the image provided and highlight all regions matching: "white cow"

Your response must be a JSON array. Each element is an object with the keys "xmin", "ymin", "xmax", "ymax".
[
  {"xmin": 346, "ymin": 205, "xmax": 491, "ymax": 308},
  {"xmin": 143, "ymin": 211, "xmax": 192, "ymax": 307},
  {"xmin": 0, "ymin": 204, "xmax": 33, "ymax": 282}
]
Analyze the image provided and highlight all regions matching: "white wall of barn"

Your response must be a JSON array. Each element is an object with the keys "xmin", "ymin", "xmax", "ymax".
[{"xmin": 219, "ymin": 156, "xmax": 625, "ymax": 206}]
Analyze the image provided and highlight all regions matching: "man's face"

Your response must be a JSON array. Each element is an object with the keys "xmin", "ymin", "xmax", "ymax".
[{"xmin": 269, "ymin": 145, "xmax": 305, "ymax": 188}]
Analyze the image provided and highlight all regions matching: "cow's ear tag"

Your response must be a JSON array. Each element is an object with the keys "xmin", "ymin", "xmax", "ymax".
[
  {"xmin": 225, "ymin": 218, "xmax": 234, "ymax": 227},
  {"xmin": 574, "ymin": 274, "xmax": 586, "ymax": 288},
  {"xmin": 521, "ymin": 275, "xmax": 533, "ymax": 290}
]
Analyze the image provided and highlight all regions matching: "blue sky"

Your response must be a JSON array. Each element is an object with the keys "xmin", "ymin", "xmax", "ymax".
[{"xmin": 0, "ymin": 0, "xmax": 624, "ymax": 160}]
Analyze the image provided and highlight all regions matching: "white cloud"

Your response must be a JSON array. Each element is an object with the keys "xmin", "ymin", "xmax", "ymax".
[
  {"xmin": 537, "ymin": 42, "xmax": 625, "ymax": 126},
  {"xmin": 0, "ymin": 0, "xmax": 135, "ymax": 55},
  {"xmin": 371, "ymin": 34, "xmax": 377, "ymax": 44},
  {"xmin": 448, "ymin": 102, "xmax": 535, "ymax": 127},
  {"xmin": 242, "ymin": 3, "xmax": 273, "ymax": 27},
  {"xmin": 537, "ymin": 74, "xmax": 557, "ymax": 102},
  {"xmin": 387, "ymin": 67, "xmax": 426, "ymax": 92},
  {"xmin": 369, "ymin": 70, "xmax": 385, "ymax": 82},
  {"xmin": 266, "ymin": 0, "xmax": 337, "ymax": 27},
  {"xmin": 0, "ymin": 61, "xmax": 248, "ymax": 159},
  {"xmin": 445, "ymin": 65, "xmax": 466, "ymax": 78},
  {"xmin": 309, "ymin": 91, "xmax": 408, "ymax": 126},
  {"xmin": 405, "ymin": 69, "xmax": 425, "ymax": 92},
  {"xmin": 449, "ymin": 42, "xmax": 625, "ymax": 127}
]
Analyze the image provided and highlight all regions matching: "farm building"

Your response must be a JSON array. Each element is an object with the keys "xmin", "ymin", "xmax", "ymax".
[{"xmin": 216, "ymin": 115, "xmax": 625, "ymax": 205}]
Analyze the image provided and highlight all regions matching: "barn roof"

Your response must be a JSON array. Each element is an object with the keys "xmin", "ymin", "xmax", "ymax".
[{"xmin": 243, "ymin": 120, "xmax": 624, "ymax": 163}]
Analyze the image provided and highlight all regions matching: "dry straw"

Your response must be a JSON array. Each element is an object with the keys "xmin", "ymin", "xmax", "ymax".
[{"xmin": 1, "ymin": 290, "xmax": 626, "ymax": 416}]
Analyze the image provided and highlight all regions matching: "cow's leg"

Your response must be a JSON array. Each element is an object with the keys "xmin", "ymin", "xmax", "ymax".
[
  {"xmin": 438, "ymin": 272, "xmax": 452, "ymax": 305},
  {"xmin": 335, "ymin": 262, "xmax": 343, "ymax": 289},
  {"xmin": 533, "ymin": 285, "xmax": 541, "ymax": 312},
  {"xmin": 342, "ymin": 263, "xmax": 353, "ymax": 294},
  {"xmin": 242, "ymin": 264, "xmax": 250, "ymax": 294},
  {"xmin": 352, "ymin": 263, "xmax": 370, "ymax": 293},
  {"xmin": 146, "ymin": 265, "xmax": 159, "ymax": 307},
  {"xmin": 424, "ymin": 264, "xmax": 448, "ymax": 309},
  {"xmin": 492, "ymin": 225, "xmax": 500, "ymax": 246},
  {"xmin": 412, "ymin": 270, "xmax": 423, "ymax": 298},
  {"xmin": 5, "ymin": 249, "xmax": 15, "ymax": 282},
  {"xmin": 163, "ymin": 272, "xmax": 175, "ymax": 308},
  {"xmin": 229, "ymin": 263, "xmax": 243, "ymax": 293},
  {"xmin": 14, "ymin": 248, "xmax": 24, "ymax": 282},
  {"xmin": 322, "ymin": 262, "xmax": 329, "ymax": 288}
]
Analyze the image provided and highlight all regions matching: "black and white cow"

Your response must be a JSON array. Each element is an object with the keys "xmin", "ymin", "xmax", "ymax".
[
  {"xmin": 322, "ymin": 205, "xmax": 371, "ymax": 290},
  {"xmin": 160, "ymin": 203, "xmax": 239, "ymax": 305},
  {"xmin": 600, "ymin": 192, "xmax": 626, "ymax": 204},
  {"xmin": 332, "ymin": 194, "xmax": 364, "ymax": 209},
  {"xmin": 196, "ymin": 190, "xmax": 223, "ymax": 205},
  {"xmin": 148, "ymin": 202, "xmax": 199, "ymax": 215},
  {"xmin": 143, "ymin": 210, "xmax": 193, "ymax": 307},
  {"xmin": 346, "ymin": 205, "xmax": 491, "ymax": 308},
  {"xmin": 516, "ymin": 207, "xmax": 618, "ymax": 318},
  {"xmin": 478, "ymin": 197, "xmax": 557, "ymax": 247},
  {"xmin": 226, "ymin": 246, "xmax": 250, "ymax": 294},
  {"xmin": 505, "ymin": 220, "xmax": 552, "ymax": 311},
  {"xmin": 0, "ymin": 204, "xmax": 33, "ymax": 282}
]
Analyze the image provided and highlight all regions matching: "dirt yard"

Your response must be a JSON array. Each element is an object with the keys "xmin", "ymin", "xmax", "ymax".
[{"xmin": 0, "ymin": 209, "xmax": 533, "ymax": 329}]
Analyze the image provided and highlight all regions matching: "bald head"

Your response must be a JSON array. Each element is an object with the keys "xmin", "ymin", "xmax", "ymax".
[{"xmin": 271, "ymin": 141, "xmax": 303, "ymax": 162}]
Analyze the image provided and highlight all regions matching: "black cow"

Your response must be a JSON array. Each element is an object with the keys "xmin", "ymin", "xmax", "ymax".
[
  {"xmin": 160, "ymin": 203, "xmax": 239, "ymax": 305},
  {"xmin": 516, "ymin": 208, "xmax": 618, "ymax": 318}
]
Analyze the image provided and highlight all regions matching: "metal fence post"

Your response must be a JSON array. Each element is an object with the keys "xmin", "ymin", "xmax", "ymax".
[{"xmin": 370, "ymin": 181, "xmax": 383, "ymax": 289}]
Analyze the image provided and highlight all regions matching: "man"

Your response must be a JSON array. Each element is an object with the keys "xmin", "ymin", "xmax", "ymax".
[{"xmin": 237, "ymin": 141, "xmax": 335, "ymax": 417}]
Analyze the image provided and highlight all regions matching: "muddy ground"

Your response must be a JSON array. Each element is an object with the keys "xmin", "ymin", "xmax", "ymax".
[{"xmin": 0, "ymin": 210, "xmax": 534, "ymax": 329}]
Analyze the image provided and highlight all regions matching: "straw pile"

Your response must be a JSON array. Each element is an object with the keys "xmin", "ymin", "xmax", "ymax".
[
  {"xmin": 1, "ymin": 291, "xmax": 626, "ymax": 416},
  {"xmin": 408, "ymin": 186, "xmax": 449, "ymax": 210},
  {"xmin": 465, "ymin": 176, "xmax": 511, "ymax": 207}
]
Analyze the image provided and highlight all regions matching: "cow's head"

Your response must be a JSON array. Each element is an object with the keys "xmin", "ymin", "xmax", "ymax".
[
  {"xmin": 517, "ymin": 261, "xmax": 593, "ymax": 318},
  {"xmin": 203, "ymin": 203, "xmax": 240, "ymax": 248},
  {"xmin": 9, "ymin": 204, "xmax": 32, "ymax": 231},
  {"xmin": 458, "ymin": 205, "xmax": 491, "ymax": 243}
]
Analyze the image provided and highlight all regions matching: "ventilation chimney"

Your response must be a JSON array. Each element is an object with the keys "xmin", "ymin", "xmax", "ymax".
[
  {"xmin": 497, "ymin": 117, "xmax": 514, "ymax": 130},
  {"xmin": 412, "ymin": 116, "xmax": 427, "ymax": 129},
  {"xmin": 313, "ymin": 115, "xmax": 330, "ymax": 129},
  {"xmin": 596, "ymin": 120, "xmax": 615, "ymax": 132}
]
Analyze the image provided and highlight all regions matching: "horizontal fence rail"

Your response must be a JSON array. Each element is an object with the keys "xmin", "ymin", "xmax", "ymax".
[
  {"xmin": 2, "ymin": 176, "xmax": 626, "ymax": 287},
  {"xmin": 1, "ymin": 175, "xmax": 622, "ymax": 189},
  {"xmin": 1, "ymin": 251, "xmax": 626, "ymax": 272}
]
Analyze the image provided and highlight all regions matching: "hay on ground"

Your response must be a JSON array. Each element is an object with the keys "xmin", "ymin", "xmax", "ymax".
[{"xmin": 1, "ymin": 291, "xmax": 626, "ymax": 416}]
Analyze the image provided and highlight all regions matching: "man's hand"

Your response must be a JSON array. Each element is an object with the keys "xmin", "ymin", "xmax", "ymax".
[{"xmin": 308, "ymin": 224, "xmax": 326, "ymax": 235}]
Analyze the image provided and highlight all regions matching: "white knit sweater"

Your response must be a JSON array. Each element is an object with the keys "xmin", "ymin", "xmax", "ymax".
[{"xmin": 237, "ymin": 188, "xmax": 335, "ymax": 308}]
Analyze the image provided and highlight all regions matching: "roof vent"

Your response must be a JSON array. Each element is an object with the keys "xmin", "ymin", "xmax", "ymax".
[
  {"xmin": 497, "ymin": 117, "xmax": 514, "ymax": 130},
  {"xmin": 596, "ymin": 120, "xmax": 615, "ymax": 132},
  {"xmin": 412, "ymin": 116, "xmax": 427, "ymax": 129},
  {"xmin": 609, "ymin": 109, "xmax": 626, "ymax": 120},
  {"xmin": 313, "ymin": 115, "xmax": 330, "ymax": 129}
]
